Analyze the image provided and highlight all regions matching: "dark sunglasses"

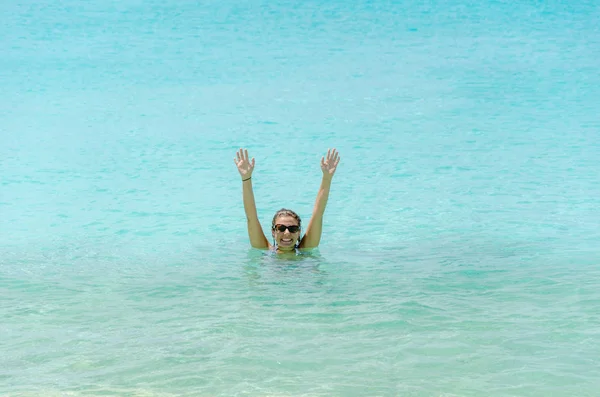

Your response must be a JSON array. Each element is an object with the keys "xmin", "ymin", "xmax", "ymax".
[{"xmin": 273, "ymin": 224, "xmax": 300, "ymax": 233}]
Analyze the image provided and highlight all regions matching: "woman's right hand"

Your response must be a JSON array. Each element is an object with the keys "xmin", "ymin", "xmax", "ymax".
[{"xmin": 234, "ymin": 148, "xmax": 255, "ymax": 180}]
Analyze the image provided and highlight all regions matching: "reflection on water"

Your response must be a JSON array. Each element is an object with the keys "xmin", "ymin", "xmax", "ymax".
[{"xmin": 243, "ymin": 248, "xmax": 329, "ymax": 289}]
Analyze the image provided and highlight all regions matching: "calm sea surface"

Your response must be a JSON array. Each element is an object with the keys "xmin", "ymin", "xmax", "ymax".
[{"xmin": 1, "ymin": 0, "xmax": 600, "ymax": 396}]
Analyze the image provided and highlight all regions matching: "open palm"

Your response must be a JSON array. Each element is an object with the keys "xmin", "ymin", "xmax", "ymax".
[
  {"xmin": 321, "ymin": 148, "xmax": 340, "ymax": 177},
  {"xmin": 234, "ymin": 148, "xmax": 255, "ymax": 179}
]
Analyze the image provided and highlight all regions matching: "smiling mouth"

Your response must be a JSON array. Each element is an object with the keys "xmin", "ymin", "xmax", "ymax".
[{"xmin": 280, "ymin": 238, "xmax": 294, "ymax": 245}]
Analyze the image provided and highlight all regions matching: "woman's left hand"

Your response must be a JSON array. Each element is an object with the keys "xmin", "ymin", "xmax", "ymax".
[{"xmin": 321, "ymin": 148, "xmax": 340, "ymax": 178}]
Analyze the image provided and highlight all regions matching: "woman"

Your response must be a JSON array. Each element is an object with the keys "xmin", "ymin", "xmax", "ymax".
[{"xmin": 234, "ymin": 148, "xmax": 340, "ymax": 253}]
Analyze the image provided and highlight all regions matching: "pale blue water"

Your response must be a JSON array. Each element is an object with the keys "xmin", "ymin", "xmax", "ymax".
[{"xmin": 2, "ymin": 0, "xmax": 600, "ymax": 396}]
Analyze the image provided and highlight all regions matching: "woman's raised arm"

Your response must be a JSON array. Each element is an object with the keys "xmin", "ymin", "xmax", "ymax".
[
  {"xmin": 299, "ymin": 148, "xmax": 340, "ymax": 249},
  {"xmin": 234, "ymin": 149, "xmax": 269, "ymax": 249}
]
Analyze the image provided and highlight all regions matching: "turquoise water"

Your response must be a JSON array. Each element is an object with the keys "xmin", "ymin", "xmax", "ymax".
[{"xmin": 2, "ymin": 0, "xmax": 600, "ymax": 395}]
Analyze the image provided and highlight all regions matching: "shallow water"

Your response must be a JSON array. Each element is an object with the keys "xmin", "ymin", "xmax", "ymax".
[{"xmin": 2, "ymin": 0, "xmax": 600, "ymax": 395}]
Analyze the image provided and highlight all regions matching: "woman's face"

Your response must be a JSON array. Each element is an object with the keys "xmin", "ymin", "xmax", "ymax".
[{"xmin": 272, "ymin": 215, "xmax": 301, "ymax": 251}]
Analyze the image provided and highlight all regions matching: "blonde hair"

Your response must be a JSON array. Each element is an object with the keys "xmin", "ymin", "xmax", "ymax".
[{"xmin": 271, "ymin": 208, "xmax": 302, "ymax": 230}]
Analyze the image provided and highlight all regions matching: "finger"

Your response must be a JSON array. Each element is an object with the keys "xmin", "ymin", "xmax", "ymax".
[
  {"xmin": 321, "ymin": 156, "xmax": 325, "ymax": 167},
  {"xmin": 330, "ymin": 149, "xmax": 337, "ymax": 162},
  {"xmin": 251, "ymin": 157, "xmax": 255, "ymax": 168},
  {"xmin": 244, "ymin": 149, "xmax": 249, "ymax": 162},
  {"xmin": 237, "ymin": 149, "xmax": 242, "ymax": 162}
]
